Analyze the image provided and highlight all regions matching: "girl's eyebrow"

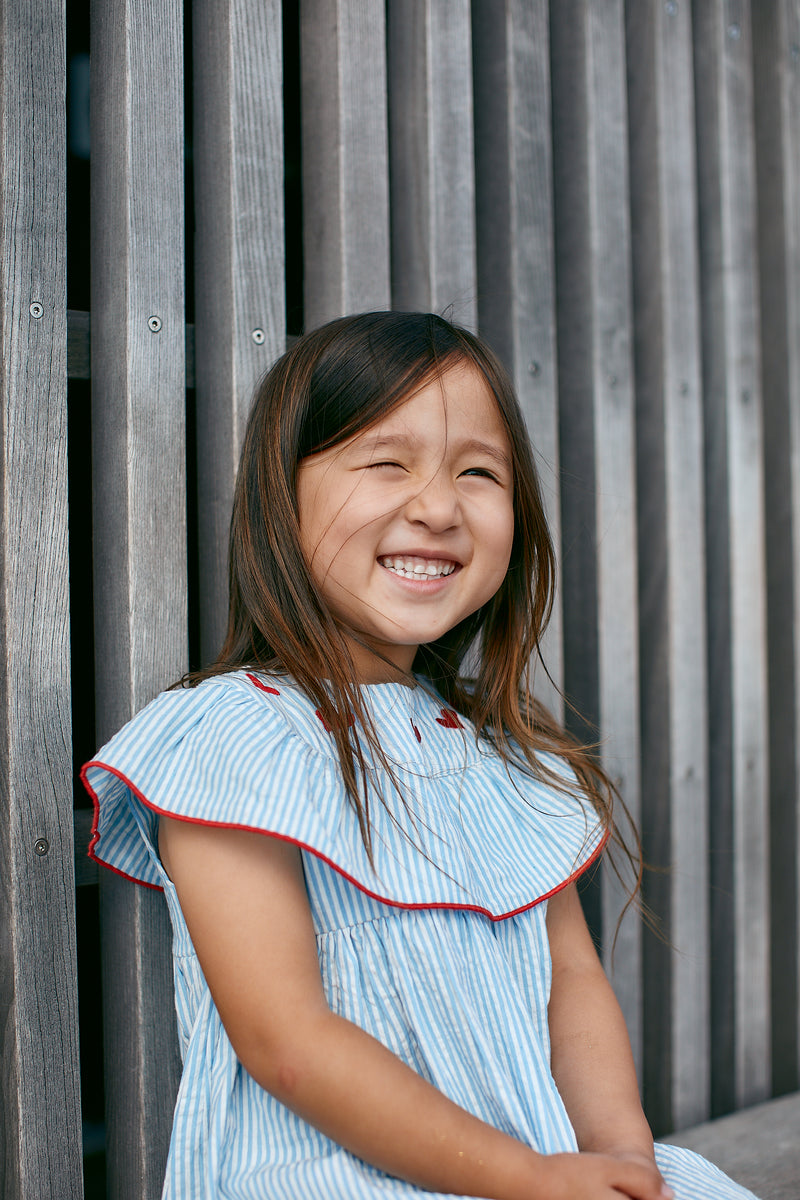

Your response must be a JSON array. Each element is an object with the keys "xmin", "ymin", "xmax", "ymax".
[
  {"xmin": 357, "ymin": 432, "xmax": 511, "ymax": 471},
  {"xmin": 458, "ymin": 438, "xmax": 512, "ymax": 471}
]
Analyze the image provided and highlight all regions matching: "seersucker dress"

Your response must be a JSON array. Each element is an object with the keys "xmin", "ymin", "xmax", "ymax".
[{"xmin": 83, "ymin": 670, "xmax": 758, "ymax": 1200}]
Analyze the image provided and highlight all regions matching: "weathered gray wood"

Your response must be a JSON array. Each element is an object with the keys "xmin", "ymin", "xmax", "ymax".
[
  {"xmin": 664, "ymin": 1091, "xmax": 800, "ymax": 1200},
  {"xmin": 752, "ymin": 0, "xmax": 800, "ymax": 1095},
  {"xmin": 471, "ymin": 0, "xmax": 562, "ymax": 715},
  {"xmin": 193, "ymin": 0, "xmax": 286, "ymax": 660},
  {"xmin": 90, "ymin": 0, "xmax": 187, "ymax": 1194},
  {"xmin": 67, "ymin": 311, "xmax": 196, "ymax": 386},
  {"xmin": 0, "ymin": 3, "xmax": 83, "ymax": 1196},
  {"xmin": 549, "ymin": 0, "xmax": 641, "ymax": 1074},
  {"xmin": 388, "ymin": 0, "xmax": 476, "ymax": 328},
  {"xmin": 301, "ymin": 0, "xmax": 390, "ymax": 328},
  {"xmin": 626, "ymin": 0, "xmax": 710, "ymax": 1134},
  {"xmin": 692, "ymin": 0, "xmax": 771, "ymax": 1113}
]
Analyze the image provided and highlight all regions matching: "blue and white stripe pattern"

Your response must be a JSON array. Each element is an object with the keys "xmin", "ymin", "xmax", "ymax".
[{"xmin": 83, "ymin": 671, "xmax": 759, "ymax": 1199}]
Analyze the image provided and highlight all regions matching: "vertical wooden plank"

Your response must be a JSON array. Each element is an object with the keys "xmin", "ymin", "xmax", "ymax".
[
  {"xmin": 0, "ymin": 2, "xmax": 83, "ymax": 1196},
  {"xmin": 752, "ymin": 0, "xmax": 800, "ymax": 1096},
  {"xmin": 626, "ymin": 0, "xmax": 710, "ymax": 1134},
  {"xmin": 301, "ymin": 0, "xmax": 390, "ymax": 328},
  {"xmin": 692, "ymin": 0, "xmax": 771, "ymax": 1113},
  {"xmin": 472, "ymin": 0, "xmax": 563, "ymax": 714},
  {"xmin": 388, "ymin": 0, "xmax": 476, "ymax": 328},
  {"xmin": 193, "ymin": 0, "xmax": 286, "ymax": 660},
  {"xmin": 90, "ymin": 0, "xmax": 186, "ymax": 1194},
  {"xmin": 549, "ymin": 0, "xmax": 642, "ymax": 1073}
]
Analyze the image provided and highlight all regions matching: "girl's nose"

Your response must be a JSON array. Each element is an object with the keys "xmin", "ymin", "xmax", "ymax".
[{"xmin": 403, "ymin": 473, "xmax": 462, "ymax": 531}]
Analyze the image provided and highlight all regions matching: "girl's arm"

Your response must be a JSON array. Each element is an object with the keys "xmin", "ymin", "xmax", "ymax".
[
  {"xmin": 159, "ymin": 818, "xmax": 670, "ymax": 1200},
  {"xmin": 546, "ymin": 881, "xmax": 664, "ymax": 1177}
]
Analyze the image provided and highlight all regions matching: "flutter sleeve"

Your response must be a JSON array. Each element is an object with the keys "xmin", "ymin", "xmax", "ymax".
[{"xmin": 81, "ymin": 673, "xmax": 349, "ymax": 889}]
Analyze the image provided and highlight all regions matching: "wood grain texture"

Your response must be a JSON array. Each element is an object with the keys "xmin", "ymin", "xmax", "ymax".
[
  {"xmin": 549, "ymin": 0, "xmax": 641, "ymax": 1073},
  {"xmin": 388, "ymin": 0, "xmax": 476, "ymax": 328},
  {"xmin": 193, "ymin": 0, "xmax": 286, "ymax": 661},
  {"xmin": 90, "ymin": 0, "xmax": 187, "ymax": 1193},
  {"xmin": 301, "ymin": 0, "xmax": 390, "ymax": 328},
  {"xmin": 472, "ymin": 0, "xmax": 562, "ymax": 714},
  {"xmin": 0, "ymin": 4, "xmax": 83, "ymax": 1195},
  {"xmin": 67, "ymin": 312, "xmax": 197, "ymax": 386},
  {"xmin": 692, "ymin": 0, "xmax": 771, "ymax": 1113},
  {"xmin": 751, "ymin": 0, "xmax": 800, "ymax": 1095},
  {"xmin": 626, "ymin": 0, "xmax": 710, "ymax": 1133}
]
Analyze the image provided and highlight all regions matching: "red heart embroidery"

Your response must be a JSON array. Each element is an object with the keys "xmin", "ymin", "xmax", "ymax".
[
  {"xmin": 411, "ymin": 721, "xmax": 422, "ymax": 743},
  {"xmin": 247, "ymin": 673, "xmax": 280, "ymax": 695},
  {"xmin": 315, "ymin": 709, "xmax": 355, "ymax": 732},
  {"xmin": 436, "ymin": 708, "xmax": 463, "ymax": 729}
]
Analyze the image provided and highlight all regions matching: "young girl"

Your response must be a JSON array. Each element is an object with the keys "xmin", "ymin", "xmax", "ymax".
[{"xmin": 83, "ymin": 312, "xmax": 757, "ymax": 1200}]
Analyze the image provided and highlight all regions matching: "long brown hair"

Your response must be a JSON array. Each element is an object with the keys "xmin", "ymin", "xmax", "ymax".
[{"xmin": 186, "ymin": 311, "xmax": 633, "ymax": 889}]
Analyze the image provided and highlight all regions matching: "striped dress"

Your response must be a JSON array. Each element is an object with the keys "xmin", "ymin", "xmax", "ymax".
[{"xmin": 83, "ymin": 670, "xmax": 758, "ymax": 1199}]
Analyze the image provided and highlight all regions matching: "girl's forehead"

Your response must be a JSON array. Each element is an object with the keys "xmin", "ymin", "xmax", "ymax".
[{"xmin": 358, "ymin": 362, "xmax": 506, "ymax": 442}]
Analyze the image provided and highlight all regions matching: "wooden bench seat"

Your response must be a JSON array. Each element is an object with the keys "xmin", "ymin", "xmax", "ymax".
[{"xmin": 662, "ymin": 1092, "xmax": 800, "ymax": 1200}]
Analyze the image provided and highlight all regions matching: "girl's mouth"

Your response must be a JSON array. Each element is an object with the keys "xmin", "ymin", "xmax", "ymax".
[{"xmin": 378, "ymin": 555, "xmax": 458, "ymax": 580}]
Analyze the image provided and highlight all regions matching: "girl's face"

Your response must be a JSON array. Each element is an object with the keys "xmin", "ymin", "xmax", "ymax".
[{"xmin": 296, "ymin": 362, "xmax": 515, "ymax": 682}]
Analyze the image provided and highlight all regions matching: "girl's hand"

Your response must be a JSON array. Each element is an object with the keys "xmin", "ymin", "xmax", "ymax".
[{"xmin": 537, "ymin": 1150, "xmax": 672, "ymax": 1200}]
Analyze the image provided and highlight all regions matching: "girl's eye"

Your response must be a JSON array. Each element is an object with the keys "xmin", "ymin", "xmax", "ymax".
[
  {"xmin": 368, "ymin": 460, "xmax": 405, "ymax": 471},
  {"xmin": 461, "ymin": 467, "xmax": 500, "ymax": 481}
]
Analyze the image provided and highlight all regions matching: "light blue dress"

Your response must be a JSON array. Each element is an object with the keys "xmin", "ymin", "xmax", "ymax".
[{"xmin": 83, "ymin": 670, "xmax": 758, "ymax": 1199}]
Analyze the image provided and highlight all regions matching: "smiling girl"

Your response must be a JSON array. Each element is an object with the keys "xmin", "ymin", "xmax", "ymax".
[{"xmin": 83, "ymin": 312, "xmax": 757, "ymax": 1200}]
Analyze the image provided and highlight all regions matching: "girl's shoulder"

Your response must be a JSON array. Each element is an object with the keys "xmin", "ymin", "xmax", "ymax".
[{"xmin": 93, "ymin": 668, "xmax": 349, "ymax": 767}]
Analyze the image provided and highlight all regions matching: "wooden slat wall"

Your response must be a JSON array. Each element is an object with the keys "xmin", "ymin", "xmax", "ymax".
[
  {"xmin": 625, "ymin": 1, "xmax": 711, "ymax": 1134},
  {"xmin": 550, "ymin": 0, "xmax": 642, "ymax": 1074},
  {"xmin": 90, "ymin": 0, "xmax": 187, "ymax": 1196},
  {"xmin": 388, "ymin": 0, "xmax": 477, "ymax": 329},
  {"xmin": 471, "ymin": 0, "xmax": 563, "ymax": 716},
  {"xmin": 301, "ymin": 0, "xmax": 390, "ymax": 326},
  {"xmin": 0, "ymin": 2, "xmax": 83, "ymax": 1197},
  {"xmin": 193, "ymin": 0, "xmax": 286, "ymax": 658},
  {"xmin": 6, "ymin": 0, "xmax": 800, "ymax": 1193},
  {"xmin": 693, "ymin": 0, "xmax": 771, "ymax": 1114}
]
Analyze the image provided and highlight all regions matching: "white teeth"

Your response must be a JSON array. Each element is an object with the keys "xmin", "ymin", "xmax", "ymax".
[{"xmin": 380, "ymin": 555, "xmax": 456, "ymax": 579}]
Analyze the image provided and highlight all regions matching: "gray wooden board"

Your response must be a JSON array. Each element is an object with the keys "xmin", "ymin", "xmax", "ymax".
[
  {"xmin": 550, "ymin": 0, "xmax": 642, "ymax": 1071},
  {"xmin": 301, "ymin": 0, "xmax": 390, "ymax": 327},
  {"xmin": 0, "ymin": 4, "xmax": 83, "ymax": 1195},
  {"xmin": 388, "ymin": 0, "xmax": 476, "ymax": 328},
  {"xmin": 193, "ymin": 0, "xmax": 286, "ymax": 661},
  {"xmin": 663, "ymin": 1091, "xmax": 800, "ymax": 1200},
  {"xmin": 472, "ymin": 0, "xmax": 563, "ymax": 714},
  {"xmin": 90, "ymin": 0, "xmax": 187, "ymax": 1193},
  {"xmin": 626, "ymin": 0, "xmax": 711, "ymax": 1133},
  {"xmin": 67, "ymin": 310, "xmax": 197, "ymax": 386},
  {"xmin": 692, "ymin": 0, "xmax": 771, "ymax": 1112},
  {"xmin": 752, "ymin": 0, "xmax": 800, "ymax": 1094}
]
